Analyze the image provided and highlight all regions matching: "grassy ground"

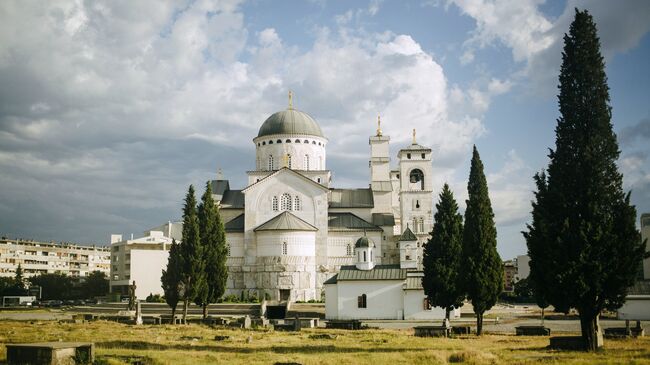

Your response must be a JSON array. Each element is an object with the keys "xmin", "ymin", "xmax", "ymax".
[{"xmin": 1, "ymin": 320, "xmax": 649, "ymax": 364}]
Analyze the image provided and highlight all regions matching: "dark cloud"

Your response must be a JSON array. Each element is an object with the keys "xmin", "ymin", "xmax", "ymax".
[{"xmin": 619, "ymin": 117, "xmax": 650, "ymax": 146}]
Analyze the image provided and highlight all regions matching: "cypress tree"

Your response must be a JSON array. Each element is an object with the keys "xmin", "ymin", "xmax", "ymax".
[
  {"xmin": 180, "ymin": 185, "xmax": 206, "ymax": 324},
  {"xmin": 161, "ymin": 239, "xmax": 183, "ymax": 322},
  {"xmin": 523, "ymin": 9, "xmax": 645, "ymax": 351},
  {"xmin": 422, "ymin": 183, "xmax": 464, "ymax": 320},
  {"xmin": 461, "ymin": 146, "xmax": 503, "ymax": 335},
  {"xmin": 14, "ymin": 264, "xmax": 25, "ymax": 293},
  {"xmin": 197, "ymin": 181, "xmax": 228, "ymax": 319}
]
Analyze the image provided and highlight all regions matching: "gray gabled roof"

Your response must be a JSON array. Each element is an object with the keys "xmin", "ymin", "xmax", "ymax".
[
  {"xmin": 399, "ymin": 143, "xmax": 432, "ymax": 152},
  {"xmin": 337, "ymin": 265, "xmax": 407, "ymax": 281},
  {"xmin": 328, "ymin": 213, "xmax": 383, "ymax": 232},
  {"xmin": 329, "ymin": 188, "xmax": 374, "ymax": 208},
  {"xmin": 628, "ymin": 280, "xmax": 650, "ymax": 296},
  {"xmin": 221, "ymin": 190, "xmax": 244, "ymax": 209},
  {"xmin": 210, "ymin": 180, "xmax": 230, "ymax": 197},
  {"xmin": 323, "ymin": 274, "xmax": 338, "ymax": 285},
  {"xmin": 372, "ymin": 213, "xmax": 395, "ymax": 227},
  {"xmin": 225, "ymin": 214, "xmax": 245, "ymax": 233},
  {"xmin": 399, "ymin": 226, "xmax": 418, "ymax": 241},
  {"xmin": 254, "ymin": 211, "xmax": 318, "ymax": 232}
]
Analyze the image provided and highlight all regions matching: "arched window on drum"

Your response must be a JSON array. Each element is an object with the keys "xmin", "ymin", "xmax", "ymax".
[{"xmin": 294, "ymin": 196, "xmax": 301, "ymax": 211}]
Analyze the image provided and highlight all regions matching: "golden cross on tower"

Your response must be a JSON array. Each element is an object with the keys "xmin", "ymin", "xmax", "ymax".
[
  {"xmin": 412, "ymin": 128, "xmax": 417, "ymax": 144},
  {"xmin": 376, "ymin": 114, "xmax": 382, "ymax": 137},
  {"xmin": 288, "ymin": 90, "xmax": 293, "ymax": 109}
]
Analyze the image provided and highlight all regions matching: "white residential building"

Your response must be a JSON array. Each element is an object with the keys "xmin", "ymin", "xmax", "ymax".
[
  {"xmin": 0, "ymin": 237, "xmax": 110, "ymax": 278},
  {"xmin": 109, "ymin": 231, "xmax": 173, "ymax": 299}
]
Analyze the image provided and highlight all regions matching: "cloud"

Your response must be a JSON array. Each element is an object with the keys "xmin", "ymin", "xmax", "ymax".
[
  {"xmin": 0, "ymin": 0, "xmax": 492, "ymax": 244},
  {"xmin": 620, "ymin": 117, "xmax": 650, "ymax": 146}
]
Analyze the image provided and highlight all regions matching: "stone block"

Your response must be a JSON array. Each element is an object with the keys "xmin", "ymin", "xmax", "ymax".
[
  {"xmin": 7, "ymin": 342, "xmax": 94, "ymax": 365},
  {"xmin": 414, "ymin": 326, "xmax": 450, "ymax": 338}
]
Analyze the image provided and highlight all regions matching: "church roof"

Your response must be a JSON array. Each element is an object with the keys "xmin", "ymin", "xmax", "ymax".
[
  {"xmin": 328, "ymin": 213, "xmax": 382, "ymax": 232},
  {"xmin": 220, "ymin": 190, "xmax": 244, "ymax": 209},
  {"xmin": 372, "ymin": 213, "xmax": 395, "ymax": 227},
  {"xmin": 257, "ymin": 108, "xmax": 325, "ymax": 138},
  {"xmin": 399, "ymin": 226, "xmax": 418, "ymax": 241},
  {"xmin": 404, "ymin": 277, "xmax": 424, "ymax": 290},
  {"xmin": 399, "ymin": 143, "xmax": 432, "ymax": 152},
  {"xmin": 354, "ymin": 236, "xmax": 375, "ymax": 248},
  {"xmin": 337, "ymin": 265, "xmax": 407, "ymax": 281},
  {"xmin": 323, "ymin": 274, "xmax": 338, "ymax": 285},
  {"xmin": 329, "ymin": 188, "xmax": 374, "ymax": 208},
  {"xmin": 224, "ymin": 214, "xmax": 245, "ymax": 233},
  {"xmin": 210, "ymin": 180, "xmax": 230, "ymax": 197},
  {"xmin": 627, "ymin": 280, "xmax": 650, "ymax": 296},
  {"xmin": 254, "ymin": 211, "xmax": 318, "ymax": 232}
]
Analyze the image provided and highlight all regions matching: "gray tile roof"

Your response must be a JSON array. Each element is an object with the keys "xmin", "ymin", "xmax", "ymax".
[
  {"xmin": 404, "ymin": 277, "xmax": 424, "ymax": 290},
  {"xmin": 628, "ymin": 280, "xmax": 650, "ymax": 295},
  {"xmin": 399, "ymin": 226, "xmax": 418, "ymax": 241},
  {"xmin": 254, "ymin": 211, "xmax": 318, "ymax": 232},
  {"xmin": 337, "ymin": 265, "xmax": 407, "ymax": 281},
  {"xmin": 323, "ymin": 274, "xmax": 338, "ymax": 285},
  {"xmin": 210, "ymin": 180, "xmax": 230, "ymax": 197},
  {"xmin": 257, "ymin": 108, "xmax": 325, "ymax": 138},
  {"xmin": 400, "ymin": 143, "xmax": 432, "ymax": 152},
  {"xmin": 224, "ymin": 214, "xmax": 244, "ymax": 233},
  {"xmin": 221, "ymin": 190, "xmax": 244, "ymax": 208},
  {"xmin": 372, "ymin": 213, "xmax": 395, "ymax": 226},
  {"xmin": 329, "ymin": 188, "xmax": 374, "ymax": 208},
  {"xmin": 328, "ymin": 213, "xmax": 383, "ymax": 232}
]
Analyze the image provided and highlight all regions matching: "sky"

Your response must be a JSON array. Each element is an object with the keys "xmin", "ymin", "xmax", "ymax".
[{"xmin": 0, "ymin": 0, "xmax": 649, "ymax": 259}]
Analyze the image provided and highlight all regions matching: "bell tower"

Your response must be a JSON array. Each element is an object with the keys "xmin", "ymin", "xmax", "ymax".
[{"xmin": 397, "ymin": 129, "xmax": 433, "ymax": 242}]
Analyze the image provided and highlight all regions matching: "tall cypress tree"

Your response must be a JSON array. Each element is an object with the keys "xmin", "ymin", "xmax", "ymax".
[
  {"xmin": 161, "ymin": 239, "xmax": 183, "ymax": 322},
  {"xmin": 524, "ymin": 9, "xmax": 645, "ymax": 351},
  {"xmin": 180, "ymin": 185, "xmax": 206, "ymax": 324},
  {"xmin": 197, "ymin": 181, "xmax": 228, "ymax": 319},
  {"xmin": 422, "ymin": 183, "xmax": 465, "ymax": 320},
  {"xmin": 461, "ymin": 146, "xmax": 503, "ymax": 335}
]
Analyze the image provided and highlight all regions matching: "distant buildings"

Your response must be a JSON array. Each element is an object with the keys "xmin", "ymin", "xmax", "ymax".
[
  {"xmin": 503, "ymin": 260, "xmax": 517, "ymax": 292},
  {"xmin": 0, "ymin": 237, "xmax": 110, "ymax": 278},
  {"xmin": 108, "ymin": 227, "xmax": 175, "ymax": 300},
  {"xmin": 617, "ymin": 213, "xmax": 650, "ymax": 321},
  {"xmin": 514, "ymin": 255, "xmax": 530, "ymax": 282},
  {"xmin": 642, "ymin": 213, "xmax": 650, "ymax": 279}
]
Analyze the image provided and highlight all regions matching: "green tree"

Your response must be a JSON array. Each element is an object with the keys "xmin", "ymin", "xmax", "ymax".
[
  {"xmin": 461, "ymin": 146, "xmax": 503, "ymax": 335},
  {"xmin": 422, "ymin": 183, "xmax": 465, "ymax": 319},
  {"xmin": 28, "ymin": 273, "xmax": 74, "ymax": 300},
  {"xmin": 180, "ymin": 185, "xmax": 206, "ymax": 324},
  {"xmin": 197, "ymin": 181, "xmax": 228, "ymax": 319},
  {"xmin": 81, "ymin": 271, "xmax": 109, "ymax": 298},
  {"xmin": 523, "ymin": 9, "xmax": 646, "ymax": 351},
  {"xmin": 161, "ymin": 239, "xmax": 183, "ymax": 321}
]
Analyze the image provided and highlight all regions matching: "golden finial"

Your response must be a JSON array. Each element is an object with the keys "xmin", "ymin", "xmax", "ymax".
[
  {"xmin": 412, "ymin": 128, "xmax": 416, "ymax": 144},
  {"xmin": 288, "ymin": 90, "xmax": 293, "ymax": 109},
  {"xmin": 376, "ymin": 114, "xmax": 382, "ymax": 137}
]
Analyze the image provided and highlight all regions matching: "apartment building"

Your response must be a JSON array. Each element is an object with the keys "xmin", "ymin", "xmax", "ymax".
[{"xmin": 0, "ymin": 237, "xmax": 110, "ymax": 278}]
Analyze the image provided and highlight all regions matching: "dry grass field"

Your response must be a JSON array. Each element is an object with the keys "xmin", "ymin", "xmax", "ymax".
[{"xmin": 1, "ymin": 320, "xmax": 649, "ymax": 364}]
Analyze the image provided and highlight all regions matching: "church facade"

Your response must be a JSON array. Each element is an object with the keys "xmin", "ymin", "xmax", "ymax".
[{"xmin": 212, "ymin": 100, "xmax": 434, "ymax": 302}]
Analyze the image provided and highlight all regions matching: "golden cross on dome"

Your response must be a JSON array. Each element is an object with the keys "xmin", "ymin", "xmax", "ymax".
[
  {"xmin": 288, "ymin": 90, "xmax": 293, "ymax": 109},
  {"xmin": 376, "ymin": 114, "xmax": 382, "ymax": 137}
]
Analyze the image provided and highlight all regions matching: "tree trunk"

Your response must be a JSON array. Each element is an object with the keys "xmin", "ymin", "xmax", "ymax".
[
  {"xmin": 171, "ymin": 306, "xmax": 176, "ymax": 324},
  {"xmin": 476, "ymin": 312, "xmax": 483, "ymax": 336},
  {"xmin": 203, "ymin": 303, "xmax": 208, "ymax": 319},
  {"xmin": 579, "ymin": 312, "xmax": 599, "ymax": 351},
  {"xmin": 445, "ymin": 307, "xmax": 451, "ymax": 320},
  {"xmin": 541, "ymin": 307, "xmax": 545, "ymax": 326},
  {"xmin": 182, "ymin": 299, "xmax": 188, "ymax": 325}
]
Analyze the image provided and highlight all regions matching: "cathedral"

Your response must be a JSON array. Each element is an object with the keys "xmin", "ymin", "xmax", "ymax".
[{"xmin": 213, "ymin": 95, "xmax": 434, "ymax": 302}]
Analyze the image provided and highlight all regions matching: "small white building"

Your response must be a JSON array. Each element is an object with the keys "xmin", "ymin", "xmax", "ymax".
[
  {"xmin": 324, "ymin": 231, "xmax": 460, "ymax": 320},
  {"xmin": 617, "ymin": 214, "xmax": 650, "ymax": 321},
  {"xmin": 109, "ymin": 230, "xmax": 172, "ymax": 300}
]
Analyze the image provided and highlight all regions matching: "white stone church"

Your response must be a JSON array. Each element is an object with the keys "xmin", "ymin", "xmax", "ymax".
[{"xmin": 211, "ymin": 97, "xmax": 435, "ymax": 303}]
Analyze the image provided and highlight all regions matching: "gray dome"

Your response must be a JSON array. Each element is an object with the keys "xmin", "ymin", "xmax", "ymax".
[
  {"xmin": 258, "ymin": 108, "xmax": 324, "ymax": 138},
  {"xmin": 355, "ymin": 236, "xmax": 375, "ymax": 248}
]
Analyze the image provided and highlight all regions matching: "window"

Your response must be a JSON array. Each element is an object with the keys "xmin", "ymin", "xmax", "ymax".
[
  {"xmin": 419, "ymin": 217, "xmax": 425, "ymax": 233},
  {"xmin": 262, "ymin": 141, "xmax": 266, "ymax": 145},
  {"xmin": 421, "ymin": 153, "xmax": 425, "ymax": 159},
  {"xmin": 282, "ymin": 242, "xmax": 288, "ymax": 255},
  {"xmin": 268, "ymin": 155, "xmax": 274, "ymax": 171},
  {"xmin": 312, "ymin": 141, "xmax": 316, "ymax": 144},
  {"xmin": 415, "ymin": 200, "xmax": 420, "ymax": 209},
  {"xmin": 363, "ymin": 251, "xmax": 367, "ymax": 262},
  {"xmin": 287, "ymin": 154, "xmax": 292, "ymax": 169},
  {"xmin": 295, "ymin": 139, "xmax": 301, "ymax": 143},
  {"xmin": 346, "ymin": 244, "xmax": 352, "ymax": 256},
  {"xmin": 281, "ymin": 193, "xmax": 292, "ymax": 211},
  {"xmin": 269, "ymin": 140, "xmax": 273, "ymax": 144},
  {"xmin": 317, "ymin": 177, "xmax": 321, "ymax": 183},
  {"xmin": 304, "ymin": 155, "xmax": 310, "ymax": 170},
  {"xmin": 407, "ymin": 153, "xmax": 411, "ymax": 159},
  {"xmin": 405, "ymin": 255, "xmax": 411, "ymax": 260},
  {"xmin": 423, "ymin": 298, "xmax": 432, "ymax": 310},
  {"xmin": 294, "ymin": 196, "xmax": 301, "ymax": 211},
  {"xmin": 277, "ymin": 139, "xmax": 282, "ymax": 143},
  {"xmin": 286, "ymin": 139, "xmax": 291, "ymax": 143},
  {"xmin": 227, "ymin": 245, "xmax": 231, "ymax": 256},
  {"xmin": 358, "ymin": 294, "xmax": 367, "ymax": 308},
  {"xmin": 409, "ymin": 169, "xmax": 424, "ymax": 190},
  {"xmin": 303, "ymin": 140, "xmax": 309, "ymax": 144},
  {"xmin": 272, "ymin": 196, "xmax": 278, "ymax": 211}
]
